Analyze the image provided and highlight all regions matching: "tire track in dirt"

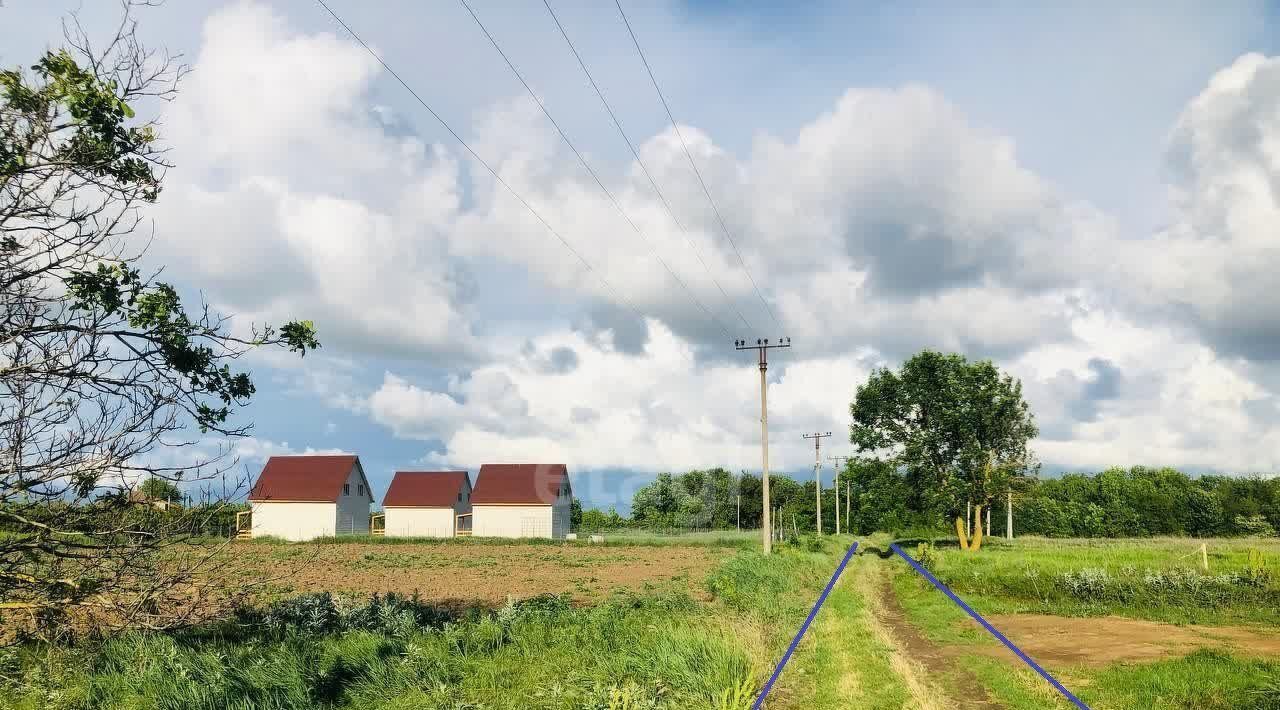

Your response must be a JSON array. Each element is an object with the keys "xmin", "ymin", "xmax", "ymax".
[{"xmin": 869, "ymin": 567, "xmax": 1004, "ymax": 710}]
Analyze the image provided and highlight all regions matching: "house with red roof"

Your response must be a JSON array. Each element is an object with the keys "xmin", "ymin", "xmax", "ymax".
[
  {"xmin": 470, "ymin": 464, "xmax": 572, "ymax": 539},
  {"xmin": 246, "ymin": 455, "xmax": 374, "ymax": 541},
  {"xmin": 382, "ymin": 471, "xmax": 472, "ymax": 538}
]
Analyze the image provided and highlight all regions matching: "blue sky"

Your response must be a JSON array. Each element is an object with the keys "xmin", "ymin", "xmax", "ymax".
[{"xmin": 6, "ymin": 0, "xmax": 1280, "ymax": 512}]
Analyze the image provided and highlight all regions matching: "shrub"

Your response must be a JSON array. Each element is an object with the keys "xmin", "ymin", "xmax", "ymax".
[
  {"xmin": 1244, "ymin": 548, "xmax": 1274, "ymax": 587},
  {"xmin": 240, "ymin": 591, "xmax": 457, "ymax": 637},
  {"xmin": 1234, "ymin": 515, "xmax": 1277, "ymax": 537},
  {"xmin": 915, "ymin": 543, "xmax": 938, "ymax": 572}
]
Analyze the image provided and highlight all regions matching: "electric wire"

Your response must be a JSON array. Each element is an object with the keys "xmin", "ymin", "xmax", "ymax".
[
  {"xmin": 313, "ymin": 0, "xmax": 646, "ymax": 323},
  {"xmin": 458, "ymin": 0, "xmax": 732, "ymax": 338},
  {"xmin": 613, "ymin": 0, "xmax": 782, "ymax": 330},
  {"xmin": 541, "ymin": 0, "xmax": 753, "ymax": 333}
]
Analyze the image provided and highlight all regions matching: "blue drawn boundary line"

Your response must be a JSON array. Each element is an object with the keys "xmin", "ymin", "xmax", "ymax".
[
  {"xmin": 751, "ymin": 540, "xmax": 858, "ymax": 709},
  {"xmin": 889, "ymin": 543, "xmax": 1092, "ymax": 710}
]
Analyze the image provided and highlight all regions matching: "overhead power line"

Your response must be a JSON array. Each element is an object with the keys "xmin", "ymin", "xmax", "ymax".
[
  {"xmin": 312, "ymin": 0, "xmax": 645, "ymax": 323},
  {"xmin": 459, "ymin": 0, "xmax": 732, "ymax": 338},
  {"xmin": 541, "ymin": 0, "xmax": 752, "ymax": 333},
  {"xmin": 614, "ymin": 0, "xmax": 782, "ymax": 330}
]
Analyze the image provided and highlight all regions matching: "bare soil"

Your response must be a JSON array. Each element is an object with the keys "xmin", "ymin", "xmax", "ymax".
[
  {"xmin": 971, "ymin": 614, "xmax": 1280, "ymax": 667},
  {"xmin": 222, "ymin": 542, "xmax": 721, "ymax": 606},
  {"xmin": 876, "ymin": 576, "xmax": 1004, "ymax": 709}
]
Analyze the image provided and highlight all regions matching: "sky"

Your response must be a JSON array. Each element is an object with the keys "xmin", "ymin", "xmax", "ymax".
[{"xmin": 6, "ymin": 0, "xmax": 1280, "ymax": 512}]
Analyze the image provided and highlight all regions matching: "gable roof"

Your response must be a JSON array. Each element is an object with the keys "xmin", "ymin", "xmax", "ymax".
[
  {"xmin": 383, "ymin": 471, "xmax": 469, "ymax": 508},
  {"xmin": 471, "ymin": 464, "xmax": 570, "ymax": 505},
  {"xmin": 248, "ymin": 455, "xmax": 363, "ymax": 503}
]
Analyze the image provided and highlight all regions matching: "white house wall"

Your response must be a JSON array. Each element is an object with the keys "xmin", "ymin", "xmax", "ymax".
[
  {"xmin": 473, "ymin": 505, "xmax": 557, "ymax": 539},
  {"xmin": 384, "ymin": 507, "xmax": 455, "ymax": 537},
  {"xmin": 251, "ymin": 501, "xmax": 336, "ymax": 541}
]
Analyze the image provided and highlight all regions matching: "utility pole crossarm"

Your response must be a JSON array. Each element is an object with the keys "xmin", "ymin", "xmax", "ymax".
[{"xmin": 734, "ymin": 337, "xmax": 791, "ymax": 555}]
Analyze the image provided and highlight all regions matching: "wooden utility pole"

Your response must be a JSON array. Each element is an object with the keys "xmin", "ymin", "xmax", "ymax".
[
  {"xmin": 737, "ymin": 339, "xmax": 790, "ymax": 555},
  {"xmin": 803, "ymin": 431, "xmax": 832, "ymax": 534},
  {"xmin": 829, "ymin": 455, "xmax": 851, "ymax": 535}
]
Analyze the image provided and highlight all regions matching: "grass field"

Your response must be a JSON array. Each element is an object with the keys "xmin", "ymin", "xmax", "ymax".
[
  {"xmin": 887, "ymin": 536, "xmax": 1280, "ymax": 709},
  {"xmin": 2, "ymin": 534, "xmax": 1279, "ymax": 709}
]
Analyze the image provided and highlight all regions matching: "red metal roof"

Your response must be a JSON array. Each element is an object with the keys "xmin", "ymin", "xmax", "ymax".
[
  {"xmin": 470, "ymin": 464, "xmax": 570, "ymax": 505},
  {"xmin": 383, "ymin": 471, "xmax": 469, "ymax": 507},
  {"xmin": 248, "ymin": 455, "xmax": 361, "ymax": 502}
]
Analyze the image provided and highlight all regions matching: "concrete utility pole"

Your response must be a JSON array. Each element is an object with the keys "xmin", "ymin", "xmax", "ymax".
[
  {"xmin": 1004, "ymin": 475, "xmax": 1034, "ymax": 540},
  {"xmin": 1007, "ymin": 487, "xmax": 1013, "ymax": 540},
  {"xmin": 736, "ymin": 337, "xmax": 791, "ymax": 555},
  {"xmin": 829, "ymin": 455, "xmax": 851, "ymax": 535},
  {"xmin": 803, "ymin": 431, "xmax": 832, "ymax": 534}
]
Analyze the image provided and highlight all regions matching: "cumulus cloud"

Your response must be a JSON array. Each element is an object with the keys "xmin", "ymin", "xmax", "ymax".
[
  {"xmin": 1010, "ymin": 306, "xmax": 1280, "ymax": 472},
  {"xmin": 150, "ymin": 0, "xmax": 482, "ymax": 362},
  {"xmin": 1115, "ymin": 53, "xmax": 1280, "ymax": 363},
  {"xmin": 128, "ymin": 1, "xmax": 1280, "ymax": 478},
  {"xmin": 366, "ymin": 321, "xmax": 879, "ymax": 473}
]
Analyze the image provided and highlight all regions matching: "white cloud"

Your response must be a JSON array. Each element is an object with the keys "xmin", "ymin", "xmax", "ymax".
[
  {"xmin": 1113, "ymin": 53, "xmax": 1280, "ymax": 362},
  {"xmin": 367, "ymin": 321, "xmax": 877, "ymax": 473},
  {"xmin": 1011, "ymin": 307, "xmax": 1280, "ymax": 472},
  {"xmin": 150, "ymin": 1, "xmax": 482, "ymax": 362},
  {"xmin": 121, "ymin": 2, "xmax": 1280, "ymax": 477}
]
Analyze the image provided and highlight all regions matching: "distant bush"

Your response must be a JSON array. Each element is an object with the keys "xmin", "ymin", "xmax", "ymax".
[{"xmin": 1234, "ymin": 515, "xmax": 1277, "ymax": 537}]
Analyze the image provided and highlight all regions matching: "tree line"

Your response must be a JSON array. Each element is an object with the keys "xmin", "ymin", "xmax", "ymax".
[{"xmin": 575, "ymin": 464, "xmax": 1279, "ymax": 539}]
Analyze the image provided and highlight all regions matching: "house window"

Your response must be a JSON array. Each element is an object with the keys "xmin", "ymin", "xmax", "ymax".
[
  {"xmin": 457, "ymin": 492, "xmax": 462, "ymax": 502},
  {"xmin": 358, "ymin": 484, "xmax": 364, "ymax": 496},
  {"xmin": 343, "ymin": 484, "xmax": 350, "ymax": 495}
]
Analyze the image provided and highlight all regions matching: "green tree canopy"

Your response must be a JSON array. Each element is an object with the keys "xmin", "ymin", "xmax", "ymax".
[
  {"xmin": 138, "ymin": 477, "xmax": 181, "ymax": 503},
  {"xmin": 850, "ymin": 350, "xmax": 1038, "ymax": 549}
]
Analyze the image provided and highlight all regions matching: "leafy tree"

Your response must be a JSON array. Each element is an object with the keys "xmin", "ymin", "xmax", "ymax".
[
  {"xmin": 631, "ymin": 473, "xmax": 684, "ymax": 527},
  {"xmin": 569, "ymin": 498, "xmax": 583, "ymax": 529},
  {"xmin": 138, "ymin": 477, "xmax": 181, "ymax": 504},
  {"xmin": 579, "ymin": 506, "xmax": 628, "ymax": 532},
  {"xmin": 850, "ymin": 350, "xmax": 1038, "ymax": 551},
  {"xmin": 1187, "ymin": 487, "xmax": 1225, "ymax": 537},
  {"xmin": 1, "ymin": 4, "xmax": 317, "ymax": 637},
  {"xmin": 843, "ymin": 457, "xmax": 915, "ymax": 535}
]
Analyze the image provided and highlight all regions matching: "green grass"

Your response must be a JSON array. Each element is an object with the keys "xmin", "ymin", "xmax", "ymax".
[
  {"xmin": 0, "ymin": 538, "xmax": 840, "ymax": 710},
  {"xmin": 799, "ymin": 556, "xmax": 909, "ymax": 710},
  {"xmin": 1085, "ymin": 649, "xmax": 1280, "ymax": 710},
  {"xmin": 0, "ymin": 595, "xmax": 755, "ymax": 709},
  {"xmin": 909, "ymin": 536, "xmax": 1280, "ymax": 625},
  {"xmin": 890, "ymin": 537, "xmax": 1280, "ymax": 710},
  {"xmin": 15, "ymin": 534, "xmax": 1275, "ymax": 708}
]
